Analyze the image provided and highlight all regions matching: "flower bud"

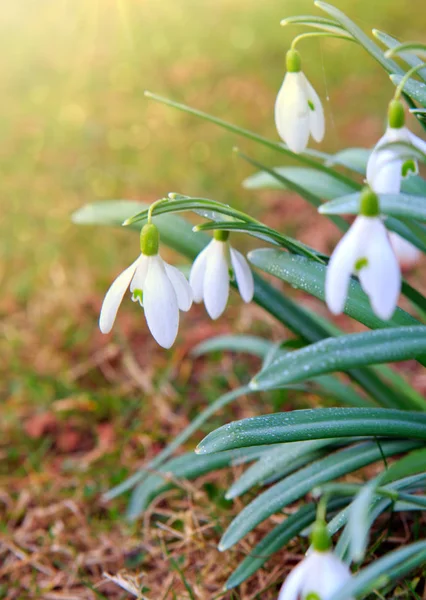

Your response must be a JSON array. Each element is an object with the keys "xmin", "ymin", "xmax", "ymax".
[{"xmin": 140, "ymin": 223, "xmax": 159, "ymax": 256}]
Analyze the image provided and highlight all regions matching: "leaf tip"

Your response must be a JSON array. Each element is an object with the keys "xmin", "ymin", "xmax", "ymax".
[
  {"xmin": 280, "ymin": 19, "xmax": 288, "ymax": 26},
  {"xmin": 249, "ymin": 378, "xmax": 259, "ymax": 390}
]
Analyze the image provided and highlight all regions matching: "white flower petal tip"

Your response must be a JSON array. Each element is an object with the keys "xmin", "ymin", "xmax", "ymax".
[
  {"xmin": 99, "ymin": 253, "xmax": 192, "ymax": 349},
  {"xmin": 325, "ymin": 216, "xmax": 401, "ymax": 321},
  {"xmin": 277, "ymin": 550, "xmax": 354, "ymax": 600},
  {"xmin": 190, "ymin": 240, "xmax": 254, "ymax": 320},
  {"xmin": 389, "ymin": 232, "xmax": 422, "ymax": 270},
  {"xmin": 275, "ymin": 71, "xmax": 324, "ymax": 154}
]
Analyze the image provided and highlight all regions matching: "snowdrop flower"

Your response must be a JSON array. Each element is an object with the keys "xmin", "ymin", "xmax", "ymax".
[
  {"xmin": 190, "ymin": 230, "xmax": 254, "ymax": 319},
  {"xmin": 278, "ymin": 518, "xmax": 353, "ymax": 600},
  {"xmin": 325, "ymin": 187, "xmax": 401, "ymax": 321},
  {"xmin": 367, "ymin": 99, "xmax": 426, "ymax": 194},
  {"xmin": 99, "ymin": 223, "xmax": 192, "ymax": 349},
  {"xmin": 389, "ymin": 231, "xmax": 421, "ymax": 269},
  {"xmin": 275, "ymin": 48, "xmax": 325, "ymax": 154}
]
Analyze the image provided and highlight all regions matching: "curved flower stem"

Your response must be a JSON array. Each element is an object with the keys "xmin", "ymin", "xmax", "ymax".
[
  {"xmin": 290, "ymin": 31, "xmax": 352, "ymax": 50},
  {"xmin": 147, "ymin": 198, "xmax": 168, "ymax": 224},
  {"xmin": 394, "ymin": 63, "xmax": 426, "ymax": 101}
]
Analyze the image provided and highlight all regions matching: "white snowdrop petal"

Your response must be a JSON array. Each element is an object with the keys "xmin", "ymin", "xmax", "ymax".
[
  {"xmin": 301, "ymin": 552, "xmax": 354, "ymax": 599},
  {"xmin": 203, "ymin": 240, "xmax": 230, "ymax": 320},
  {"xmin": 359, "ymin": 223, "xmax": 401, "ymax": 320},
  {"xmin": 389, "ymin": 232, "xmax": 421, "ymax": 269},
  {"xmin": 130, "ymin": 255, "xmax": 149, "ymax": 292},
  {"xmin": 277, "ymin": 558, "xmax": 310, "ymax": 600},
  {"xmin": 143, "ymin": 256, "xmax": 179, "ymax": 349},
  {"xmin": 164, "ymin": 263, "xmax": 193, "ymax": 312},
  {"xmin": 408, "ymin": 130, "xmax": 426, "ymax": 154},
  {"xmin": 325, "ymin": 218, "xmax": 367, "ymax": 315},
  {"xmin": 230, "ymin": 248, "xmax": 254, "ymax": 303},
  {"xmin": 189, "ymin": 242, "xmax": 211, "ymax": 302},
  {"xmin": 99, "ymin": 257, "xmax": 140, "ymax": 334},
  {"xmin": 302, "ymin": 73, "xmax": 325, "ymax": 142},
  {"xmin": 275, "ymin": 72, "xmax": 310, "ymax": 154}
]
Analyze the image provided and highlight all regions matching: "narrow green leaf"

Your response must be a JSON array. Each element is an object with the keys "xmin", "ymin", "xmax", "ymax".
[
  {"xmin": 196, "ymin": 220, "xmax": 325, "ymax": 262},
  {"xmin": 328, "ymin": 541, "xmax": 426, "ymax": 600},
  {"xmin": 192, "ymin": 335, "xmax": 273, "ymax": 359},
  {"xmin": 144, "ymin": 91, "xmax": 359, "ymax": 189},
  {"xmin": 248, "ymin": 251, "xmax": 420, "ymax": 330},
  {"xmin": 196, "ymin": 408, "xmax": 426, "ymax": 455},
  {"xmin": 315, "ymin": 2, "xmax": 403, "ymax": 75},
  {"xmin": 325, "ymin": 147, "xmax": 370, "ymax": 175},
  {"xmin": 390, "ymin": 74, "xmax": 426, "ymax": 108},
  {"xmin": 320, "ymin": 191, "xmax": 426, "ymax": 220},
  {"xmin": 372, "ymin": 30, "xmax": 426, "ymax": 82},
  {"xmin": 225, "ymin": 498, "xmax": 349, "ymax": 589},
  {"xmin": 127, "ymin": 446, "xmax": 274, "ymax": 520},
  {"xmin": 218, "ymin": 440, "xmax": 420, "ymax": 550},
  {"xmin": 235, "ymin": 149, "xmax": 350, "ymax": 231},
  {"xmin": 250, "ymin": 327, "xmax": 426, "ymax": 391},
  {"xmin": 226, "ymin": 438, "xmax": 341, "ymax": 499},
  {"xmin": 242, "ymin": 166, "xmax": 355, "ymax": 199},
  {"xmin": 280, "ymin": 15, "xmax": 351, "ymax": 38}
]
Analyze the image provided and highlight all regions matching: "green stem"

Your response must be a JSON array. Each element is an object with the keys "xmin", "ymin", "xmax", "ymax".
[
  {"xmin": 394, "ymin": 64, "xmax": 426, "ymax": 101},
  {"xmin": 290, "ymin": 31, "xmax": 350, "ymax": 50}
]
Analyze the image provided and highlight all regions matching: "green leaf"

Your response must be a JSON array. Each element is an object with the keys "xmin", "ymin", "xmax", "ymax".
[
  {"xmin": 195, "ymin": 220, "xmax": 325, "ymax": 262},
  {"xmin": 192, "ymin": 335, "xmax": 274, "ymax": 359},
  {"xmin": 384, "ymin": 41, "xmax": 426, "ymax": 60},
  {"xmin": 348, "ymin": 448, "xmax": 426, "ymax": 561},
  {"xmin": 217, "ymin": 440, "xmax": 420, "ymax": 550},
  {"xmin": 122, "ymin": 195, "xmax": 257, "ymax": 227},
  {"xmin": 386, "ymin": 216, "xmax": 426, "ymax": 254},
  {"xmin": 242, "ymin": 166, "xmax": 355, "ymax": 199},
  {"xmin": 144, "ymin": 91, "xmax": 359, "ymax": 189},
  {"xmin": 247, "ymin": 251, "xmax": 420, "ymax": 330},
  {"xmin": 250, "ymin": 327, "xmax": 426, "ymax": 391},
  {"xmin": 280, "ymin": 15, "xmax": 352, "ymax": 38},
  {"xmin": 320, "ymin": 191, "xmax": 426, "ymax": 221},
  {"xmin": 328, "ymin": 541, "xmax": 426, "ymax": 600},
  {"xmin": 315, "ymin": 2, "xmax": 403, "ymax": 76},
  {"xmin": 235, "ymin": 148, "xmax": 351, "ymax": 231},
  {"xmin": 72, "ymin": 200, "xmax": 207, "ymax": 258},
  {"xmin": 225, "ymin": 498, "xmax": 349, "ymax": 589},
  {"xmin": 226, "ymin": 438, "xmax": 342, "ymax": 499},
  {"xmin": 325, "ymin": 147, "xmax": 370, "ymax": 175},
  {"xmin": 126, "ymin": 446, "xmax": 278, "ymax": 521},
  {"xmin": 372, "ymin": 30, "xmax": 426, "ymax": 82},
  {"xmin": 391, "ymin": 74, "xmax": 426, "ymax": 108},
  {"xmin": 196, "ymin": 408, "xmax": 426, "ymax": 455}
]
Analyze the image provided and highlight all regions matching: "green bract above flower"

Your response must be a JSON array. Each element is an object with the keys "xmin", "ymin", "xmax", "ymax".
[
  {"xmin": 190, "ymin": 232, "xmax": 254, "ymax": 319},
  {"xmin": 275, "ymin": 50, "xmax": 325, "ymax": 154},
  {"xmin": 99, "ymin": 223, "xmax": 192, "ymax": 348}
]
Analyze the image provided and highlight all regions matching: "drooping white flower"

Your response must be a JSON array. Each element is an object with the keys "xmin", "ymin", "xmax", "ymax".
[
  {"xmin": 278, "ymin": 516, "xmax": 353, "ymax": 600},
  {"xmin": 389, "ymin": 231, "xmax": 421, "ymax": 269},
  {"xmin": 367, "ymin": 99, "xmax": 426, "ymax": 194},
  {"xmin": 99, "ymin": 223, "xmax": 192, "ymax": 349},
  {"xmin": 275, "ymin": 49, "xmax": 325, "ymax": 154},
  {"xmin": 190, "ymin": 231, "xmax": 254, "ymax": 319},
  {"xmin": 325, "ymin": 188, "xmax": 401, "ymax": 321},
  {"xmin": 277, "ymin": 550, "xmax": 353, "ymax": 600}
]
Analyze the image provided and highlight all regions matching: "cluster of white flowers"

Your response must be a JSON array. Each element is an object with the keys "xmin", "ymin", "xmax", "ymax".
[
  {"xmin": 275, "ymin": 46, "xmax": 424, "ymax": 321},
  {"xmin": 99, "ymin": 225, "xmax": 254, "ymax": 348},
  {"xmin": 100, "ymin": 41, "xmax": 425, "ymax": 347}
]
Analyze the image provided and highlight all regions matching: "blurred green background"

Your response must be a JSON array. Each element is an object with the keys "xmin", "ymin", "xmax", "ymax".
[{"xmin": 1, "ymin": 0, "xmax": 425, "ymax": 596}]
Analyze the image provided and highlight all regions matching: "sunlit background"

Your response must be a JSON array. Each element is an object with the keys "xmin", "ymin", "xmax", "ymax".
[{"xmin": 1, "ymin": 0, "xmax": 425, "ymax": 597}]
